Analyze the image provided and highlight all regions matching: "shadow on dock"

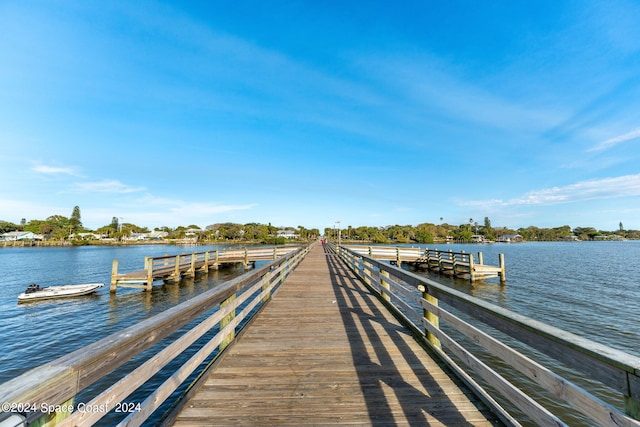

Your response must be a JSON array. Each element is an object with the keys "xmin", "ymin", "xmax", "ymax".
[{"xmin": 324, "ymin": 244, "xmax": 496, "ymax": 426}]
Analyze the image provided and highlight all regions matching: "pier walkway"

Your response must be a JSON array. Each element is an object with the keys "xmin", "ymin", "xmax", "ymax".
[
  {"xmin": 2, "ymin": 242, "xmax": 639, "ymax": 426},
  {"xmin": 170, "ymin": 243, "xmax": 500, "ymax": 426}
]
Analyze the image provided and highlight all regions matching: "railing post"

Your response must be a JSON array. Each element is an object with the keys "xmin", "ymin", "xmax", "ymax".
[
  {"xmin": 469, "ymin": 253, "xmax": 475, "ymax": 282},
  {"xmin": 380, "ymin": 270, "xmax": 391, "ymax": 302},
  {"xmin": 110, "ymin": 259, "xmax": 119, "ymax": 293},
  {"xmin": 363, "ymin": 260, "xmax": 372, "ymax": 286},
  {"xmin": 625, "ymin": 393, "xmax": 640, "ymax": 421},
  {"xmin": 31, "ymin": 396, "xmax": 75, "ymax": 426},
  {"xmin": 244, "ymin": 248, "xmax": 249, "ymax": 268},
  {"xmin": 419, "ymin": 285, "xmax": 441, "ymax": 349},
  {"xmin": 145, "ymin": 257, "xmax": 153, "ymax": 291},
  {"xmin": 262, "ymin": 270, "xmax": 273, "ymax": 303},
  {"xmin": 396, "ymin": 247, "xmax": 401, "ymax": 267},
  {"xmin": 219, "ymin": 293, "xmax": 237, "ymax": 351},
  {"xmin": 450, "ymin": 249, "xmax": 456, "ymax": 276},
  {"xmin": 204, "ymin": 251, "xmax": 210, "ymax": 273}
]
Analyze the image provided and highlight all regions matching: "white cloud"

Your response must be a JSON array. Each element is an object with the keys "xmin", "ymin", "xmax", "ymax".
[
  {"xmin": 31, "ymin": 164, "xmax": 77, "ymax": 175},
  {"xmin": 588, "ymin": 128, "xmax": 640, "ymax": 152},
  {"xmin": 462, "ymin": 174, "xmax": 640, "ymax": 209},
  {"xmin": 71, "ymin": 180, "xmax": 146, "ymax": 194}
]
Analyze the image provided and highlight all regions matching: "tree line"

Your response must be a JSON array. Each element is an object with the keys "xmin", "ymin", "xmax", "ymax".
[
  {"xmin": 324, "ymin": 218, "xmax": 639, "ymax": 243},
  {"xmin": 1, "ymin": 209, "xmax": 637, "ymax": 243},
  {"xmin": 0, "ymin": 207, "xmax": 320, "ymax": 243}
]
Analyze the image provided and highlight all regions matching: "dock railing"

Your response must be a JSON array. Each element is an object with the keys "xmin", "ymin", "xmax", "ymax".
[
  {"xmin": 335, "ymin": 242, "xmax": 640, "ymax": 426},
  {"xmin": 343, "ymin": 244, "xmax": 506, "ymax": 282},
  {"xmin": 0, "ymin": 244, "xmax": 311, "ymax": 427},
  {"xmin": 111, "ymin": 245, "xmax": 299, "ymax": 292}
]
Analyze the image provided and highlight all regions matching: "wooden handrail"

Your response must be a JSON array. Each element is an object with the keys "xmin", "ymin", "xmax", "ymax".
[
  {"xmin": 335, "ymin": 243, "xmax": 640, "ymax": 425},
  {"xmin": 0, "ymin": 244, "xmax": 311, "ymax": 426},
  {"xmin": 111, "ymin": 245, "xmax": 302, "ymax": 292},
  {"xmin": 343, "ymin": 244, "xmax": 505, "ymax": 282}
]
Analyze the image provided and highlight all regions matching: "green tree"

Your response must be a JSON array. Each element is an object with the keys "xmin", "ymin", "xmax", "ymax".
[
  {"xmin": 453, "ymin": 224, "xmax": 473, "ymax": 242},
  {"xmin": 415, "ymin": 223, "xmax": 434, "ymax": 243},
  {"xmin": 0, "ymin": 221, "xmax": 19, "ymax": 233},
  {"xmin": 70, "ymin": 206, "xmax": 82, "ymax": 232},
  {"xmin": 573, "ymin": 227, "xmax": 599, "ymax": 240}
]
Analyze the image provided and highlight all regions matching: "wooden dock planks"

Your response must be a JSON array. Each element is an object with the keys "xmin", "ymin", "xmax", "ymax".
[{"xmin": 171, "ymin": 243, "xmax": 502, "ymax": 426}]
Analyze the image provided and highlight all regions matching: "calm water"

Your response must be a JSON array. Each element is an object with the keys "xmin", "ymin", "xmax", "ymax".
[
  {"xmin": 1, "ymin": 241, "xmax": 639, "ymax": 424},
  {"xmin": 405, "ymin": 241, "xmax": 640, "ymax": 355},
  {"xmin": 0, "ymin": 244, "xmax": 249, "ymax": 384}
]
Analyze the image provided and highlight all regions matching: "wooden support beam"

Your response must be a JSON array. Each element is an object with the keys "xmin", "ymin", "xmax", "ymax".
[
  {"xmin": 110, "ymin": 259, "xmax": 119, "ymax": 293},
  {"xmin": 469, "ymin": 253, "xmax": 476, "ymax": 281},
  {"xmin": 145, "ymin": 257, "xmax": 153, "ymax": 291},
  {"xmin": 173, "ymin": 255, "xmax": 181, "ymax": 281},
  {"xmin": 203, "ymin": 251, "xmax": 209, "ymax": 273},
  {"xmin": 499, "ymin": 253, "xmax": 506, "ymax": 283}
]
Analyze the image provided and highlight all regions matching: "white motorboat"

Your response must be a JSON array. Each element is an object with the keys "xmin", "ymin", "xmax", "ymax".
[{"xmin": 18, "ymin": 283, "xmax": 104, "ymax": 303}]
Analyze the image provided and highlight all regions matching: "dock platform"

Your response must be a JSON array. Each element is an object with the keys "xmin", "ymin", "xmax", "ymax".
[
  {"xmin": 169, "ymin": 243, "xmax": 501, "ymax": 426},
  {"xmin": 344, "ymin": 245, "xmax": 506, "ymax": 282},
  {"xmin": 110, "ymin": 246, "xmax": 299, "ymax": 292}
]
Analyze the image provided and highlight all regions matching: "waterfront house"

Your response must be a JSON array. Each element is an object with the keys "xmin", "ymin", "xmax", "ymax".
[
  {"xmin": 0, "ymin": 231, "xmax": 36, "ymax": 241},
  {"xmin": 148, "ymin": 231, "xmax": 169, "ymax": 240},
  {"xmin": 277, "ymin": 229, "xmax": 298, "ymax": 239},
  {"xmin": 497, "ymin": 234, "xmax": 523, "ymax": 243}
]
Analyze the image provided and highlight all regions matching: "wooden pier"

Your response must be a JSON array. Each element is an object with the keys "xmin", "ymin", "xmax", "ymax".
[
  {"xmin": 110, "ymin": 245, "xmax": 299, "ymax": 292},
  {"xmin": 168, "ymin": 243, "xmax": 502, "ymax": 426},
  {"xmin": 344, "ymin": 245, "xmax": 506, "ymax": 283},
  {"xmin": 2, "ymin": 242, "xmax": 639, "ymax": 426}
]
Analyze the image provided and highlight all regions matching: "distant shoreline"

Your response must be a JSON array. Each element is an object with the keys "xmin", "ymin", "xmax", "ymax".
[
  {"xmin": 2, "ymin": 237, "xmax": 636, "ymax": 248},
  {"xmin": 0, "ymin": 238, "xmax": 312, "ymax": 248}
]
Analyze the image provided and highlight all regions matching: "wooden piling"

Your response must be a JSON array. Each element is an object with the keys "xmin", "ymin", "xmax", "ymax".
[
  {"xmin": 173, "ymin": 255, "xmax": 181, "ymax": 281},
  {"xmin": 189, "ymin": 253, "xmax": 196, "ymax": 277},
  {"xmin": 203, "ymin": 252, "xmax": 210, "ymax": 273},
  {"xmin": 469, "ymin": 254, "xmax": 475, "ymax": 281},
  {"xmin": 110, "ymin": 259, "xmax": 119, "ymax": 293},
  {"xmin": 212, "ymin": 250, "xmax": 219, "ymax": 270},
  {"xmin": 499, "ymin": 253, "xmax": 506, "ymax": 283},
  {"xmin": 145, "ymin": 257, "xmax": 153, "ymax": 291}
]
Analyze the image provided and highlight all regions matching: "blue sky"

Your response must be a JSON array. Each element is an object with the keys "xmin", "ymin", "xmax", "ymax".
[{"xmin": 2, "ymin": 1, "xmax": 640, "ymax": 232}]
